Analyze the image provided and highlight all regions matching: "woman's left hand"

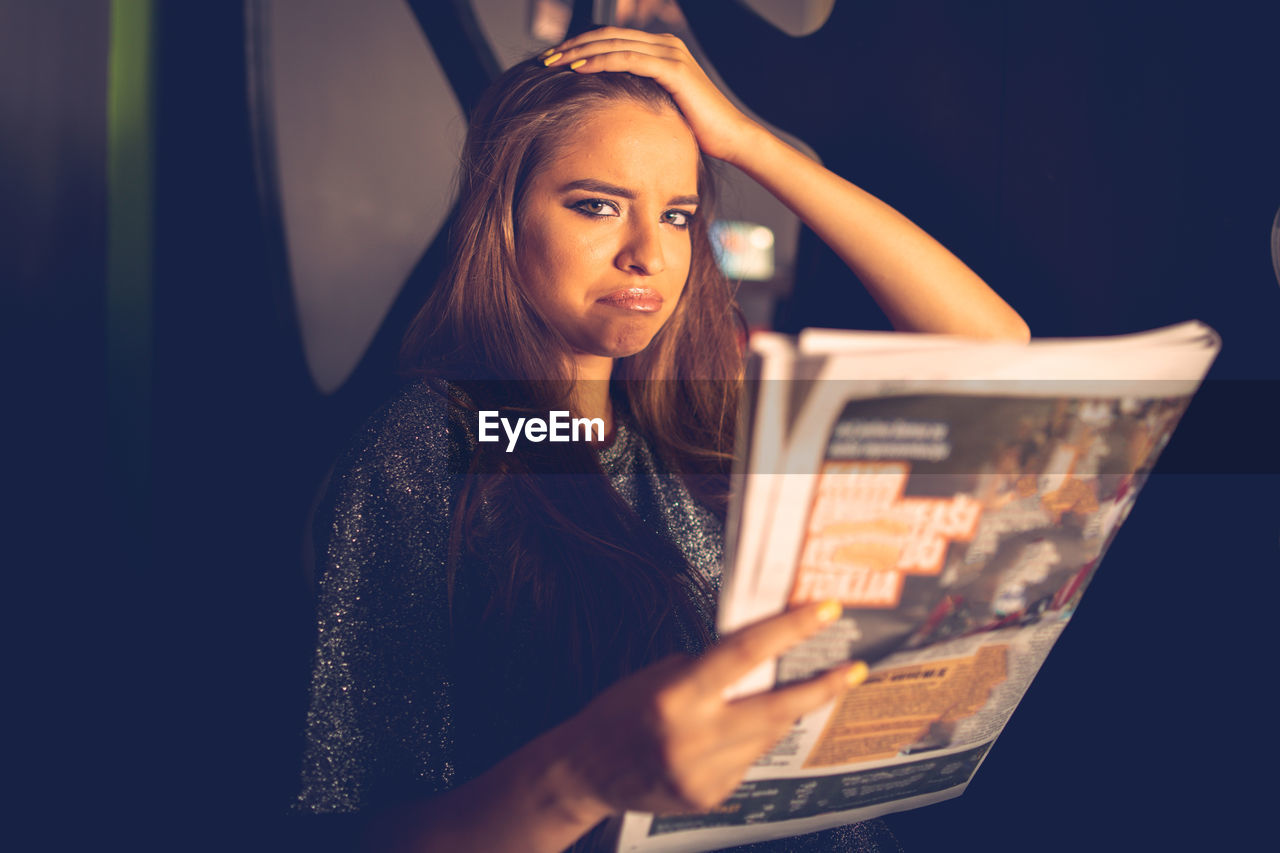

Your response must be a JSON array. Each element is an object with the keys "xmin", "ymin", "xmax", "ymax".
[{"xmin": 545, "ymin": 27, "xmax": 757, "ymax": 164}]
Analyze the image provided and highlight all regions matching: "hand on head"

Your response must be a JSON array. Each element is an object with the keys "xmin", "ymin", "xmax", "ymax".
[{"xmin": 543, "ymin": 27, "xmax": 758, "ymax": 165}]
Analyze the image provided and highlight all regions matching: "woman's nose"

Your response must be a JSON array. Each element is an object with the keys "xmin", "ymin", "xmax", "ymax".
[{"xmin": 615, "ymin": 219, "xmax": 666, "ymax": 276}]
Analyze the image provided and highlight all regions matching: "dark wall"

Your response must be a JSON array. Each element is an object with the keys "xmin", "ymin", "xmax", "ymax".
[
  {"xmin": 148, "ymin": 5, "xmax": 318, "ymax": 848},
  {"xmin": 8, "ymin": 1, "xmax": 1277, "ymax": 850},
  {"xmin": 687, "ymin": 0, "xmax": 1280, "ymax": 365},
  {"xmin": 2, "ymin": 0, "xmax": 117, "ymax": 844}
]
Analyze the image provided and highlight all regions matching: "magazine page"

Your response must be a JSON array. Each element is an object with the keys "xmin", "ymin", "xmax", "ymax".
[
  {"xmin": 616, "ymin": 322, "xmax": 1218, "ymax": 852},
  {"xmin": 745, "ymin": 321, "xmax": 1218, "ymax": 638},
  {"xmin": 719, "ymin": 334, "xmax": 796, "ymax": 632}
]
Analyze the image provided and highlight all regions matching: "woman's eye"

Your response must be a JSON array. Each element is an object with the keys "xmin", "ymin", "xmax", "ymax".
[
  {"xmin": 571, "ymin": 198, "xmax": 620, "ymax": 218},
  {"xmin": 663, "ymin": 210, "xmax": 693, "ymax": 229}
]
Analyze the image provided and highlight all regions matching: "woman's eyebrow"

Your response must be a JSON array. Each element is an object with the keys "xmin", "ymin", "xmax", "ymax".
[{"xmin": 558, "ymin": 178, "xmax": 699, "ymax": 206}]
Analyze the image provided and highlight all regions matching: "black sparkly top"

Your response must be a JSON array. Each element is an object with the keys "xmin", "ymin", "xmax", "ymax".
[{"xmin": 296, "ymin": 379, "xmax": 900, "ymax": 852}]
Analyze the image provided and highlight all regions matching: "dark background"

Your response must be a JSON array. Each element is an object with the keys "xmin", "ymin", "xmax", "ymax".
[{"xmin": 7, "ymin": 0, "xmax": 1277, "ymax": 850}]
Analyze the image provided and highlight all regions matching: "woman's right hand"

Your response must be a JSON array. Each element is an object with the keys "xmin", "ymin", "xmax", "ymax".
[
  {"xmin": 546, "ymin": 27, "xmax": 758, "ymax": 165},
  {"xmin": 554, "ymin": 600, "xmax": 868, "ymax": 817}
]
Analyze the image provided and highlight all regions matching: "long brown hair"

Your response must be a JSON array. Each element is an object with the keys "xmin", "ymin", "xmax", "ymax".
[{"xmin": 399, "ymin": 59, "xmax": 742, "ymax": 730}]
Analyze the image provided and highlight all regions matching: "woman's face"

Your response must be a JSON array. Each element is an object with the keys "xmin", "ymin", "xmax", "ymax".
[{"xmin": 516, "ymin": 99, "xmax": 701, "ymax": 375}]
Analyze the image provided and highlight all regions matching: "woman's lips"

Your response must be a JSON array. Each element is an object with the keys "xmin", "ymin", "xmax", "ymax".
[{"xmin": 596, "ymin": 288, "xmax": 664, "ymax": 312}]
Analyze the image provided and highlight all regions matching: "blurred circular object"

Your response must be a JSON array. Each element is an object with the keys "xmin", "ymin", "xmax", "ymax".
[{"xmin": 1271, "ymin": 204, "xmax": 1280, "ymax": 287}]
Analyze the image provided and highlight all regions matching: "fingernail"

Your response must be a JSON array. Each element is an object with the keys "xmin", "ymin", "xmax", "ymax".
[
  {"xmin": 816, "ymin": 599, "xmax": 842, "ymax": 623},
  {"xmin": 845, "ymin": 661, "xmax": 869, "ymax": 688},
  {"xmin": 569, "ymin": 59, "xmax": 586, "ymax": 70},
  {"xmin": 538, "ymin": 47, "xmax": 556, "ymax": 58},
  {"xmin": 542, "ymin": 52, "xmax": 562, "ymax": 66}
]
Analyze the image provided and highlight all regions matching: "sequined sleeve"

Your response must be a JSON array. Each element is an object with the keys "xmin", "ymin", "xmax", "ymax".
[{"xmin": 296, "ymin": 382, "xmax": 464, "ymax": 813}]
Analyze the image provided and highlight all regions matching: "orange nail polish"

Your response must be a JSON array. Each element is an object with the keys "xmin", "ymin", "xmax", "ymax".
[
  {"xmin": 816, "ymin": 599, "xmax": 842, "ymax": 623},
  {"xmin": 845, "ymin": 661, "xmax": 869, "ymax": 688}
]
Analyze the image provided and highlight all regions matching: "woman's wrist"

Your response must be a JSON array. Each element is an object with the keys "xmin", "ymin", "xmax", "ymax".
[
  {"xmin": 717, "ymin": 117, "xmax": 773, "ymax": 171},
  {"xmin": 370, "ymin": 723, "xmax": 615, "ymax": 853},
  {"xmin": 521, "ymin": 721, "xmax": 617, "ymax": 840}
]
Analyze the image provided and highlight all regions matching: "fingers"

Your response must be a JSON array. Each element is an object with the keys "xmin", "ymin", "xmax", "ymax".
[
  {"xmin": 732, "ymin": 660, "xmax": 869, "ymax": 727},
  {"xmin": 536, "ymin": 25, "xmax": 752, "ymax": 163},
  {"xmin": 694, "ymin": 600, "xmax": 845, "ymax": 689},
  {"xmin": 542, "ymin": 29, "xmax": 689, "ymax": 75},
  {"xmin": 687, "ymin": 660, "xmax": 868, "ymax": 789},
  {"xmin": 557, "ymin": 49, "xmax": 686, "ymax": 84},
  {"xmin": 551, "ymin": 27, "xmax": 687, "ymax": 56},
  {"xmin": 545, "ymin": 44, "xmax": 684, "ymax": 78}
]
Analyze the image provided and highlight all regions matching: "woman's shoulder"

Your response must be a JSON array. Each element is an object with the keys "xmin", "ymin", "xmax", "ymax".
[
  {"xmin": 338, "ymin": 378, "xmax": 472, "ymax": 466},
  {"xmin": 322, "ymin": 378, "xmax": 476, "ymax": 518}
]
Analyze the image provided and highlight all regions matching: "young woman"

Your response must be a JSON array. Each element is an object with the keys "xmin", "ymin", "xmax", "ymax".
[{"xmin": 297, "ymin": 27, "xmax": 1028, "ymax": 852}]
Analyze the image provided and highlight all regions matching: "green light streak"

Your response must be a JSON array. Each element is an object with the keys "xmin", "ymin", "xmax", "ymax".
[{"xmin": 107, "ymin": 0, "xmax": 155, "ymax": 549}]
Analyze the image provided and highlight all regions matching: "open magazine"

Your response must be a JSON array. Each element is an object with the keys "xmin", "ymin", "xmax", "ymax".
[{"xmin": 613, "ymin": 321, "xmax": 1220, "ymax": 852}]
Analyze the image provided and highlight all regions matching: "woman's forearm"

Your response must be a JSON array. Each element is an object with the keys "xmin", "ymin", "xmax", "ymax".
[
  {"xmin": 726, "ymin": 122, "xmax": 1030, "ymax": 341},
  {"xmin": 367, "ymin": 725, "xmax": 610, "ymax": 853}
]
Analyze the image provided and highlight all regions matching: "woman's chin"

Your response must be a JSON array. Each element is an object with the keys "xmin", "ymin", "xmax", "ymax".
[{"xmin": 577, "ymin": 321, "xmax": 665, "ymax": 361}]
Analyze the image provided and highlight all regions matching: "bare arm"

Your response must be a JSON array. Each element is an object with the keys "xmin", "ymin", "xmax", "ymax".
[
  {"xmin": 549, "ymin": 29, "xmax": 1030, "ymax": 341},
  {"xmin": 365, "ymin": 601, "xmax": 865, "ymax": 852},
  {"xmin": 364, "ymin": 726, "xmax": 607, "ymax": 852}
]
